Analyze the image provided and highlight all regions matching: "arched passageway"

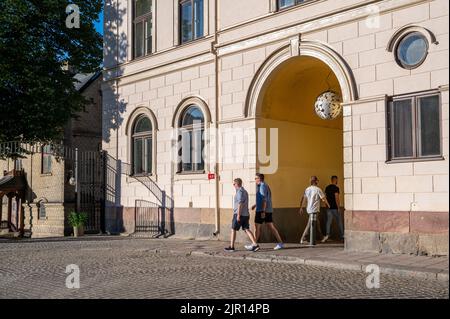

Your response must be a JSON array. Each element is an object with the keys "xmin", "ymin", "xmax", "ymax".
[{"xmin": 255, "ymin": 55, "xmax": 346, "ymax": 243}]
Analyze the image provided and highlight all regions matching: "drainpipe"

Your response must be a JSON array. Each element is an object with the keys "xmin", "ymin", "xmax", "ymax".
[{"xmin": 212, "ymin": 0, "xmax": 220, "ymax": 237}]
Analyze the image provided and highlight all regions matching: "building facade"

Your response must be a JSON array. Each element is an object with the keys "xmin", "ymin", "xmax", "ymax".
[
  {"xmin": 0, "ymin": 73, "xmax": 103, "ymax": 238},
  {"xmin": 102, "ymin": 0, "xmax": 449, "ymax": 255}
]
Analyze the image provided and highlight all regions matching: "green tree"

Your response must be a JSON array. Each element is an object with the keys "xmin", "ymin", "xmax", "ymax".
[{"xmin": 0, "ymin": 0, "xmax": 102, "ymax": 143}]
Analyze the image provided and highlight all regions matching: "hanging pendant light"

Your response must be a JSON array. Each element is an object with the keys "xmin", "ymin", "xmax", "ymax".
[{"xmin": 314, "ymin": 91, "xmax": 342, "ymax": 120}]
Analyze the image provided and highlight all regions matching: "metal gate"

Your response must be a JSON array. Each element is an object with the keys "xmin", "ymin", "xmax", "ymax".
[
  {"xmin": 135, "ymin": 200, "xmax": 161, "ymax": 236},
  {"xmin": 76, "ymin": 150, "xmax": 106, "ymax": 233}
]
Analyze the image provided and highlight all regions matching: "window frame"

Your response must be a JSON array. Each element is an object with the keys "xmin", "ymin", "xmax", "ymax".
[
  {"xmin": 131, "ymin": 116, "xmax": 153, "ymax": 176},
  {"xmin": 133, "ymin": 0, "xmax": 154, "ymax": 60},
  {"xmin": 37, "ymin": 200, "xmax": 47, "ymax": 220},
  {"xmin": 386, "ymin": 90, "xmax": 443, "ymax": 163},
  {"xmin": 276, "ymin": 0, "xmax": 310, "ymax": 11},
  {"xmin": 179, "ymin": 0, "xmax": 205, "ymax": 45},
  {"xmin": 178, "ymin": 105, "xmax": 206, "ymax": 174},
  {"xmin": 41, "ymin": 144, "xmax": 52, "ymax": 175},
  {"xmin": 395, "ymin": 31, "xmax": 429, "ymax": 70}
]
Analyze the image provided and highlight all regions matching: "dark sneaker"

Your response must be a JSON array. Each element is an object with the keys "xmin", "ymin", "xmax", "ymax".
[
  {"xmin": 251, "ymin": 245, "xmax": 260, "ymax": 252},
  {"xmin": 224, "ymin": 246, "xmax": 235, "ymax": 252}
]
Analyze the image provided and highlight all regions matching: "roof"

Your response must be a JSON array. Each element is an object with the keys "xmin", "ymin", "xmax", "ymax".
[
  {"xmin": 74, "ymin": 71, "xmax": 102, "ymax": 92},
  {"xmin": 0, "ymin": 174, "xmax": 27, "ymax": 193}
]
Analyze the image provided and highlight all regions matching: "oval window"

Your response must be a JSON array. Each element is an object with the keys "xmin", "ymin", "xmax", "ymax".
[{"xmin": 396, "ymin": 32, "xmax": 429, "ymax": 69}]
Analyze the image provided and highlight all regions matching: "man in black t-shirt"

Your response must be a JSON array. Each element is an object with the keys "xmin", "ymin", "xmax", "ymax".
[{"xmin": 322, "ymin": 176, "xmax": 344, "ymax": 242}]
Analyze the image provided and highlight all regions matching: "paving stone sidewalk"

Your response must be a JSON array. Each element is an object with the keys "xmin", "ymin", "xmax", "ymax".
[
  {"xmin": 1, "ymin": 235, "xmax": 448, "ymax": 282},
  {"xmin": 129, "ymin": 235, "xmax": 449, "ymax": 282}
]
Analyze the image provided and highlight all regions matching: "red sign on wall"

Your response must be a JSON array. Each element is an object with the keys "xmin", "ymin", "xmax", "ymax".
[{"xmin": 208, "ymin": 173, "xmax": 215, "ymax": 180}]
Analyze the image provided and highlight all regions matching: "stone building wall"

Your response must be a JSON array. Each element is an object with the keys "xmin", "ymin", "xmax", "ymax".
[{"xmin": 103, "ymin": 0, "xmax": 449, "ymax": 254}]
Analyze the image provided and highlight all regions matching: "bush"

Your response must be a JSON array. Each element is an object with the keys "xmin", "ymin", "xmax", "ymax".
[{"xmin": 68, "ymin": 211, "xmax": 88, "ymax": 227}]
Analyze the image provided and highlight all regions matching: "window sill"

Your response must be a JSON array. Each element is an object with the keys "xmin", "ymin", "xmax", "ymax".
[
  {"xmin": 40, "ymin": 173, "xmax": 53, "ymax": 177},
  {"xmin": 386, "ymin": 156, "xmax": 445, "ymax": 164},
  {"xmin": 174, "ymin": 172, "xmax": 208, "ymax": 181}
]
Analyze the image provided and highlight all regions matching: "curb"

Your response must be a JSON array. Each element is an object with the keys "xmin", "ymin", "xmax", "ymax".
[{"xmin": 154, "ymin": 248, "xmax": 448, "ymax": 282}]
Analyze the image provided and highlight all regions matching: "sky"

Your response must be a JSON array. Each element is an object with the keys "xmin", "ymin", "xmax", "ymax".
[{"xmin": 95, "ymin": 10, "xmax": 104, "ymax": 35}]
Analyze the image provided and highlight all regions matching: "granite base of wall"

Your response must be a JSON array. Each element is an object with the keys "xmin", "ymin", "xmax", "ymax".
[
  {"xmin": 345, "ymin": 210, "xmax": 449, "ymax": 256},
  {"xmin": 345, "ymin": 230, "xmax": 449, "ymax": 256}
]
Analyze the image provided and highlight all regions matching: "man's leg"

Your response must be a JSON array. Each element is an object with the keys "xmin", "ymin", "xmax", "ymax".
[
  {"xmin": 230, "ymin": 229, "xmax": 236, "ymax": 248},
  {"xmin": 244, "ymin": 229, "xmax": 257, "ymax": 245},
  {"xmin": 326, "ymin": 209, "xmax": 333, "ymax": 236},
  {"xmin": 334, "ymin": 209, "xmax": 345, "ymax": 239},
  {"xmin": 316, "ymin": 213, "xmax": 324, "ymax": 239},
  {"xmin": 301, "ymin": 215, "xmax": 311, "ymax": 242},
  {"xmin": 267, "ymin": 223, "xmax": 283, "ymax": 243},
  {"xmin": 255, "ymin": 223, "xmax": 262, "ymax": 243}
]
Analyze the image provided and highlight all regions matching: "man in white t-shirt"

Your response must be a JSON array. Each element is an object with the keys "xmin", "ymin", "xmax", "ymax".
[{"xmin": 299, "ymin": 176, "xmax": 330, "ymax": 244}]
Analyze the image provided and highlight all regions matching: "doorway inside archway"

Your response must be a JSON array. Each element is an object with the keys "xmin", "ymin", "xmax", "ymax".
[{"xmin": 256, "ymin": 56, "xmax": 345, "ymax": 244}]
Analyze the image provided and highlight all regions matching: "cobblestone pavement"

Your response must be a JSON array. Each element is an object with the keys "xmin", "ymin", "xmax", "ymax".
[{"xmin": 0, "ymin": 237, "xmax": 448, "ymax": 299}]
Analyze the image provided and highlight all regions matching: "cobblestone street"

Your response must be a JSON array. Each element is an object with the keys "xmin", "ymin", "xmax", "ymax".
[{"xmin": 0, "ymin": 237, "xmax": 448, "ymax": 299}]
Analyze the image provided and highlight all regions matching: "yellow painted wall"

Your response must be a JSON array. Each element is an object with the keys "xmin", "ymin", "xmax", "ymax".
[
  {"xmin": 258, "ymin": 118, "xmax": 343, "ymax": 208},
  {"xmin": 256, "ymin": 56, "xmax": 344, "ymax": 209}
]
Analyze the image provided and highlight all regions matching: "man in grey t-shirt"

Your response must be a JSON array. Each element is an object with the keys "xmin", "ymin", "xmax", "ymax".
[{"xmin": 224, "ymin": 178, "xmax": 259, "ymax": 252}]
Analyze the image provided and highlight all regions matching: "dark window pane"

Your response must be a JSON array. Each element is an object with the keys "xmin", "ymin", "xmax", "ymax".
[
  {"xmin": 181, "ymin": 1, "xmax": 193, "ymax": 43},
  {"xmin": 392, "ymin": 99, "xmax": 414, "ymax": 158},
  {"xmin": 278, "ymin": 0, "xmax": 296, "ymax": 9},
  {"xmin": 134, "ymin": 21, "xmax": 144, "ymax": 58},
  {"xmin": 181, "ymin": 106, "xmax": 204, "ymax": 126},
  {"xmin": 42, "ymin": 145, "xmax": 52, "ymax": 174},
  {"xmin": 419, "ymin": 95, "xmax": 440, "ymax": 156},
  {"xmin": 146, "ymin": 18, "xmax": 152, "ymax": 54},
  {"xmin": 194, "ymin": 0, "xmax": 204, "ymax": 39},
  {"xmin": 134, "ymin": 116, "xmax": 152, "ymax": 133},
  {"xmin": 135, "ymin": 0, "xmax": 152, "ymax": 17},
  {"xmin": 39, "ymin": 203, "xmax": 46, "ymax": 219},
  {"xmin": 134, "ymin": 138, "xmax": 143, "ymax": 174},
  {"xmin": 145, "ymin": 137, "xmax": 152, "ymax": 173}
]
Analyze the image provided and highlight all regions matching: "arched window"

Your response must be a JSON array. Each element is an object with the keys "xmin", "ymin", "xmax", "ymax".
[
  {"xmin": 132, "ymin": 115, "xmax": 153, "ymax": 175},
  {"xmin": 179, "ymin": 105, "xmax": 205, "ymax": 173}
]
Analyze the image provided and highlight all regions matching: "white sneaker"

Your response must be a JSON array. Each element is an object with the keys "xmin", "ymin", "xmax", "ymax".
[
  {"xmin": 322, "ymin": 235, "xmax": 329, "ymax": 243},
  {"xmin": 274, "ymin": 243, "xmax": 284, "ymax": 250},
  {"xmin": 244, "ymin": 244, "xmax": 254, "ymax": 251}
]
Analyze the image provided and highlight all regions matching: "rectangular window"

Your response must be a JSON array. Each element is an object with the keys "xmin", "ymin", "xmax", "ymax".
[
  {"xmin": 277, "ymin": 0, "xmax": 309, "ymax": 10},
  {"xmin": 41, "ymin": 145, "xmax": 52, "ymax": 174},
  {"xmin": 180, "ymin": 0, "xmax": 204, "ymax": 44},
  {"xmin": 387, "ymin": 91, "xmax": 441, "ymax": 162},
  {"xmin": 134, "ymin": 0, "xmax": 152, "ymax": 59}
]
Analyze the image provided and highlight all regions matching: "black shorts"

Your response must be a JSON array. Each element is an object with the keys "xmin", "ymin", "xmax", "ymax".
[
  {"xmin": 255, "ymin": 211, "xmax": 273, "ymax": 224},
  {"xmin": 232, "ymin": 215, "xmax": 250, "ymax": 231}
]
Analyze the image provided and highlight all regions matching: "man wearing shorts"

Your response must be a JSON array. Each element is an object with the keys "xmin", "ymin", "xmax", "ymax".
[
  {"xmin": 250, "ymin": 173, "xmax": 284, "ymax": 250},
  {"xmin": 224, "ymin": 178, "xmax": 260, "ymax": 252}
]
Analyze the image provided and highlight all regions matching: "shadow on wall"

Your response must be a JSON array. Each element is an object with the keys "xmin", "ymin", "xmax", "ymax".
[
  {"xmin": 102, "ymin": 1, "xmax": 128, "ymax": 232},
  {"xmin": 102, "ymin": 1, "xmax": 128, "ymax": 144}
]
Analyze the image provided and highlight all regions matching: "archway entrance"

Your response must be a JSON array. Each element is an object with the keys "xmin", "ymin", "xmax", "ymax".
[{"xmin": 256, "ymin": 55, "xmax": 345, "ymax": 243}]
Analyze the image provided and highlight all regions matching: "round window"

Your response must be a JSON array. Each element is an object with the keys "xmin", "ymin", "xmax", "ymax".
[{"xmin": 396, "ymin": 32, "xmax": 429, "ymax": 69}]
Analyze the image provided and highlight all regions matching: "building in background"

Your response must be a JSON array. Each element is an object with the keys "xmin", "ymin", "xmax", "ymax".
[
  {"xmin": 0, "ymin": 72, "xmax": 103, "ymax": 238},
  {"xmin": 102, "ymin": 0, "xmax": 448, "ymax": 255}
]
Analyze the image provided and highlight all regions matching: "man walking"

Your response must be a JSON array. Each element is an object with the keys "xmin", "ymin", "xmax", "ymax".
[
  {"xmin": 224, "ymin": 178, "xmax": 260, "ymax": 252},
  {"xmin": 299, "ymin": 176, "xmax": 330, "ymax": 244},
  {"xmin": 322, "ymin": 176, "xmax": 344, "ymax": 243},
  {"xmin": 250, "ymin": 173, "xmax": 284, "ymax": 250}
]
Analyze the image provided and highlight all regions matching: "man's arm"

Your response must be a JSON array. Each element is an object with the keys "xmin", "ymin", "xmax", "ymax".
[
  {"xmin": 237, "ymin": 202, "xmax": 243, "ymax": 221},
  {"xmin": 335, "ymin": 192, "xmax": 340, "ymax": 209},
  {"xmin": 299, "ymin": 195, "xmax": 305, "ymax": 214},
  {"xmin": 320, "ymin": 190, "xmax": 330, "ymax": 208}
]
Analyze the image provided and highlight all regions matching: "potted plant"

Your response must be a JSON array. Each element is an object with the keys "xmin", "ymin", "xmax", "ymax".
[{"xmin": 68, "ymin": 211, "xmax": 88, "ymax": 237}]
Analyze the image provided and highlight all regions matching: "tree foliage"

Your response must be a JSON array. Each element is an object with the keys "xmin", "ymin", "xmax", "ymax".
[{"xmin": 0, "ymin": 0, "xmax": 103, "ymax": 143}]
